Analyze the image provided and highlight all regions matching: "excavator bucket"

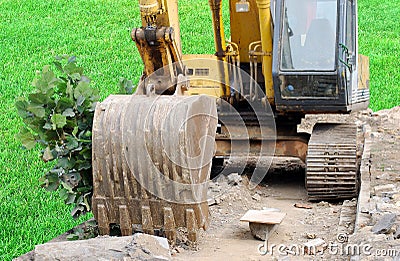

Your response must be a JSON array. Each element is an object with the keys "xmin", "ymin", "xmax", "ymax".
[{"xmin": 92, "ymin": 94, "xmax": 217, "ymax": 243}]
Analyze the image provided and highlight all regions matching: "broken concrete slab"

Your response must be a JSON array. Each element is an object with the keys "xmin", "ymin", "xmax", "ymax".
[
  {"xmin": 249, "ymin": 222, "xmax": 278, "ymax": 241},
  {"xmin": 34, "ymin": 233, "xmax": 171, "ymax": 261},
  {"xmin": 371, "ymin": 213, "xmax": 397, "ymax": 234},
  {"xmin": 240, "ymin": 210, "xmax": 286, "ymax": 224}
]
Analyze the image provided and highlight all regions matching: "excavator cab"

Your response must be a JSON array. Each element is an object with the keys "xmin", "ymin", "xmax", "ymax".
[{"xmin": 273, "ymin": 0, "xmax": 370, "ymax": 112}]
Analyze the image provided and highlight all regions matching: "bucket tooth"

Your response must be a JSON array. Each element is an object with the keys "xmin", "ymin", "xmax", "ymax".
[
  {"xmin": 97, "ymin": 204, "xmax": 110, "ymax": 235},
  {"xmin": 141, "ymin": 206, "xmax": 154, "ymax": 235},
  {"xmin": 119, "ymin": 205, "xmax": 132, "ymax": 236},
  {"xmin": 186, "ymin": 208, "xmax": 198, "ymax": 243},
  {"xmin": 163, "ymin": 207, "xmax": 177, "ymax": 243}
]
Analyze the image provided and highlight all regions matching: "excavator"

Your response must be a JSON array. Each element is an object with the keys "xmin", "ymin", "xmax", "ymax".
[{"xmin": 91, "ymin": 0, "xmax": 370, "ymax": 243}]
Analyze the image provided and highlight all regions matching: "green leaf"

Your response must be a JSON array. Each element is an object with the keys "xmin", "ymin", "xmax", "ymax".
[
  {"xmin": 66, "ymin": 136, "xmax": 79, "ymax": 150},
  {"xmin": 62, "ymin": 172, "xmax": 81, "ymax": 188},
  {"xmin": 119, "ymin": 77, "xmax": 135, "ymax": 94},
  {"xmin": 56, "ymin": 81, "xmax": 67, "ymax": 94},
  {"xmin": 59, "ymin": 188, "xmax": 69, "ymax": 201},
  {"xmin": 62, "ymin": 108, "xmax": 75, "ymax": 117},
  {"xmin": 53, "ymin": 61, "xmax": 63, "ymax": 72},
  {"xmin": 70, "ymin": 73, "xmax": 81, "ymax": 81},
  {"xmin": 76, "ymin": 96, "xmax": 85, "ymax": 107},
  {"xmin": 43, "ymin": 122, "xmax": 52, "ymax": 130},
  {"xmin": 51, "ymin": 114, "xmax": 67, "ymax": 129},
  {"xmin": 66, "ymin": 193, "xmax": 76, "ymax": 205},
  {"xmin": 72, "ymin": 126, "xmax": 79, "ymax": 136},
  {"xmin": 57, "ymin": 97, "xmax": 74, "ymax": 111},
  {"xmin": 76, "ymin": 161, "xmax": 91, "ymax": 171},
  {"xmin": 27, "ymin": 104, "xmax": 45, "ymax": 118},
  {"xmin": 64, "ymin": 62, "xmax": 83, "ymax": 75},
  {"xmin": 66, "ymin": 234, "xmax": 79, "ymax": 241},
  {"xmin": 74, "ymin": 81, "xmax": 92, "ymax": 99},
  {"xmin": 68, "ymin": 56, "xmax": 77, "ymax": 63},
  {"xmin": 83, "ymin": 193, "xmax": 91, "ymax": 211},
  {"xmin": 85, "ymin": 219, "xmax": 97, "ymax": 227},
  {"xmin": 28, "ymin": 93, "xmax": 49, "ymax": 105},
  {"xmin": 71, "ymin": 205, "xmax": 85, "ymax": 219},
  {"xmin": 16, "ymin": 127, "xmax": 36, "ymax": 149},
  {"xmin": 40, "ymin": 171, "xmax": 60, "ymax": 191},
  {"xmin": 66, "ymin": 81, "xmax": 74, "ymax": 99},
  {"xmin": 80, "ymin": 148, "xmax": 92, "ymax": 160},
  {"xmin": 57, "ymin": 157, "xmax": 76, "ymax": 169},
  {"xmin": 15, "ymin": 98, "xmax": 30, "ymax": 118}
]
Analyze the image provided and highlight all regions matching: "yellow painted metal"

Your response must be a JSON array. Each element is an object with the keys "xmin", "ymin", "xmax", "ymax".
[
  {"xmin": 182, "ymin": 54, "xmax": 223, "ymax": 98},
  {"xmin": 229, "ymin": 0, "xmax": 261, "ymax": 63},
  {"xmin": 185, "ymin": 87, "xmax": 221, "ymax": 97},
  {"xmin": 209, "ymin": 0, "xmax": 227, "ymax": 59},
  {"xmin": 139, "ymin": 0, "xmax": 182, "ymax": 55},
  {"xmin": 255, "ymin": 0, "xmax": 274, "ymax": 105},
  {"xmin": 208, "ymin": 0, "xmax": 230, "ymax": 98}
]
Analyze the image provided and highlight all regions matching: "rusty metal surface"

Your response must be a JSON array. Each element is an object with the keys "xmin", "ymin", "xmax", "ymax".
[
  {"xmin": 306, "ymin": 123, "xmax": 360, "ymax": 200},
  {"xmin": 92, "ymin": 94, "xmax": 217, "ymax": 242}
]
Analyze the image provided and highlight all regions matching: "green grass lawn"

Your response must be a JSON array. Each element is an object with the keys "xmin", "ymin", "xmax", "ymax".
[{"xmin": 0, "ymin": 0, "xmax": 398, "ymax": 260}]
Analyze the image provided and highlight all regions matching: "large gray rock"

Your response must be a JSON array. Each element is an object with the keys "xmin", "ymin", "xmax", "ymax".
[
  {"xmin": 34, "ymin": 233, "xmax": 171, "ymax": 261},
  {"xmin": 371, "ymin": 213, "xmax": 397, "ymax": 234}
]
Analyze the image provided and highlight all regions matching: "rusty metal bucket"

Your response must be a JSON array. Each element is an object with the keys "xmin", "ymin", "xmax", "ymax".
[{"xmin": 92, "ymin": 94, "xmax": 217, "ymax": 242}]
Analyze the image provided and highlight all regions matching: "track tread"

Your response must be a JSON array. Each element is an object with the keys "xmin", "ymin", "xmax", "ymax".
[{"xmin": 306, "ymin": 123, "xmax": 360, "ymax": 200}]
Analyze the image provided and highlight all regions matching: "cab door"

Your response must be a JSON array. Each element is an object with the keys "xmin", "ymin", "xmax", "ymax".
[{"xmin": 339, "ymin": 0, "xmax": 357, "ymax": 104}]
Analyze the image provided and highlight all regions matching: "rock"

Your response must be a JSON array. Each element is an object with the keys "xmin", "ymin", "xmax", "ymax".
[
  {"xmin": 294, "ymin": 203, "xmax": 313, "ymax": 209},
  {"xmin": 34, "ymin": 234, "xmax": 171, "ymax": 261},
  {"xmin": 382, "ymin": 192, "xmax": 395, "ymax": 199},
  {"xmin": 376, "ymin": 173, "xmax": 390, "ymax": 180},
  {"xmin": 374, "ymin": 184, "xmax": 396, "ymax": 195},
  {"xmin": 226, "ymin": 173, "xmax": 242, "ymax": 185},
  {"xmin": 262, "ymin": 207, "xmax": 280, "ymax": 212},
  {"xmin": 376, "ymin": 202, "xmax": 400, "ymax": 213},
  {"xmin": 371, "ymin": 213, "xmax": 397, "ymax": 234},
  {"xmin": 372, "ymin": 234, "xmax": 389, "ymax": 242},
  {"xmin": 131, "ymin": 233, "xmax": 171, "ymax": 260},
  {"xmin": 316, "ymin": 201, "xmax": 330, "ymax": 207},
  {"xmin": 207, "ymin": 198, "xmax": 217, "ymax": 206},
  {"xmin": 395, "ymin": 226, "xmax": 400, "ymax": 239},
  {"xmin": 306, "ymin": 233, "xmax": 317, "ymax": 239},
  {"xmin": 252, "ymin": 194, "xmax": 261, "ymax": 201},
  {"xmin": 249, "ymin": 223, "xmax": 277, "ymax": 241}
]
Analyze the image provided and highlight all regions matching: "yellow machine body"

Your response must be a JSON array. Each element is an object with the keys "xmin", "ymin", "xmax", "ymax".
[{"xmin": 92, "ymin": 0, "xmax": 370, "ymax": 243}]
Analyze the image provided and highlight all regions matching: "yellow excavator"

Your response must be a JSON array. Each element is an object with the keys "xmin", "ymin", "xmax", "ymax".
[{"xmin": 91, "ymin": 0, "xmax": 370, "ymax": 242}]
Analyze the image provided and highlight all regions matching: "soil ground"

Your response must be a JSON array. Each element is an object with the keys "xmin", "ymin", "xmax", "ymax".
[{"xmin": 173, "ymin": 107, "xmax": 400, "ymax": 261}]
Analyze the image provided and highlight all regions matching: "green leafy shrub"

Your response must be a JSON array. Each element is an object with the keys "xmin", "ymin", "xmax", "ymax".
[{"xmin": 16, "ymin": 56, "xmax": 99, "ymax": 219}]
